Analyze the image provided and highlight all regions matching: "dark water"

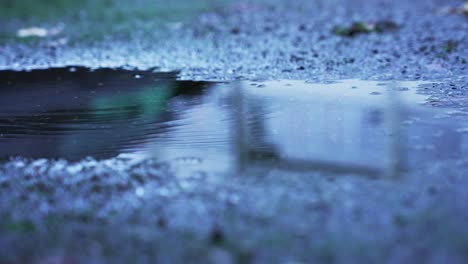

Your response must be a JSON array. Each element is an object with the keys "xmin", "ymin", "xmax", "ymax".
[
  {"xmin": 0, "ymin": 68, "xmax": 466, "ymax": 176},
  {"xmin": 0, "ymin": 68, "xmax": 208, "ymax": 159}
]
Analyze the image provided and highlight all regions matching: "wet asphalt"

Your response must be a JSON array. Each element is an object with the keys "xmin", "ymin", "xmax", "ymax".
[{"xmin": 0, "ymin": 0, "xmax": 467, "ymax": 263}]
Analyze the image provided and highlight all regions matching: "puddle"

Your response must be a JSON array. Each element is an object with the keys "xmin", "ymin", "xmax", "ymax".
[{"xmin": 0, "ymin": 68, "xmax": 466, "ymax": 177}]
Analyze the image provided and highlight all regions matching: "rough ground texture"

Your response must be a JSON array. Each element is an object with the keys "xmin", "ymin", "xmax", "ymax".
[
  {"xmin": 0, "ymin": 0, "xmax": 467, "ymax": 263},
  {"xmin": 1, "ymin": 0, "xmax": 467, "ymax": 82},
  {"xmin": 1, "ymin": 156, "xmax": 468, "ymax": 263}
]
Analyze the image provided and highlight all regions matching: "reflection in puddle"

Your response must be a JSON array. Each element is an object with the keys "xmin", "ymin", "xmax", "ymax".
[{"xmin": 0, "ymin": 68, "xmax": 466, "ymax": 177}]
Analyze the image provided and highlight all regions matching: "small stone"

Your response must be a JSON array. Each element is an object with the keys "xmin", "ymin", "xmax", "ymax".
[
  {"xmin": 17, "ymin": 27, "xmax": 48, "ymax": 38},
  {"xmin": 157, "ymin": 218, "xmax": 167, "ymax": 228},
  {"xmin": 135, "ymin": 187, "xmax": 145, "ymax": 197},
  {"xmin": 210, "ymin": 226, "xmax": 225, "ymax": 245}
]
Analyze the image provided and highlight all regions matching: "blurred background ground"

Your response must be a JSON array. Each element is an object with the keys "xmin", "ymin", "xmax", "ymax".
[{"xmin": 0, "ymin": 0, "xmax": 466, "ymax": 82}]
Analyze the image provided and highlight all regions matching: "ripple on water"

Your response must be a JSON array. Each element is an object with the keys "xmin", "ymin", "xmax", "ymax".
[{"xmin": 0, "ymin": 68, "xmax": 466, "ymax": 176}]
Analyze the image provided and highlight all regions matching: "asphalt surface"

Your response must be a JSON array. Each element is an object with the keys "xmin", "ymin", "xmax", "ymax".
[{"xmin": 0, "ymin": 0, "xmax": 467, "ymax": 263}]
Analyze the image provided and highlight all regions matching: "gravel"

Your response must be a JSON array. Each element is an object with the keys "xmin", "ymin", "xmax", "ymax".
[{"xmin": 0, "ymin": 0, "xmax": 467, "ymax": 263}]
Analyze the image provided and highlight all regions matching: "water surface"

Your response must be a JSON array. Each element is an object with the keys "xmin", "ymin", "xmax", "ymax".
[{"xmin": 1, "ymin": 68, "xmax": 466, "ymax": 176}]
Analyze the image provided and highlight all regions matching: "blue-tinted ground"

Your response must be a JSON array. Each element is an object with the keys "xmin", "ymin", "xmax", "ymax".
[{"xmin": 0, "ymin": 0, "xmax": 467, "ymax": 263}]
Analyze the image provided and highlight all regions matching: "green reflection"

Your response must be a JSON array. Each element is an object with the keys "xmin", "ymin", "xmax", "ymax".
[{"xmin": 91, "ymin": 84, "xmax": 176, "ymax": 117}]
